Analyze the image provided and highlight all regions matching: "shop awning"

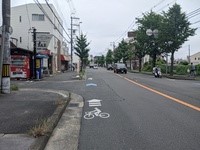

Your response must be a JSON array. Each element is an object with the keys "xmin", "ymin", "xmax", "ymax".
[{"xmin": 61, "ymin": 55, "xmax": 70, "ymax": 61}]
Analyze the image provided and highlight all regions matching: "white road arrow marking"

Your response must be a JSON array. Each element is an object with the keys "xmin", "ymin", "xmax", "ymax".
[{"xmin": 88, "ymin": 99, "xmax": 102, "ymax": 107}]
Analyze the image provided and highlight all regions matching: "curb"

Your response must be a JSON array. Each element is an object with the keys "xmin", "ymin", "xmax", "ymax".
[{"xmin": 29, "ymin": 92, "xmax": 71, "ymax": 150}]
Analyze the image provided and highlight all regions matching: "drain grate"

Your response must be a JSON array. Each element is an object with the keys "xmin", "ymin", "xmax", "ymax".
[{"xmin": 68, "ymin": 103, "xmax": 79, "ymax": 107}]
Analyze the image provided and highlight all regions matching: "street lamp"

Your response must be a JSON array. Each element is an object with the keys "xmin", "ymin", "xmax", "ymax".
[
  {"xmin": 164, "ymin": 41, "xmax": 173, "ymax": 74},
  {"xmin": 146, "ymin": 29, "xmax": 159, "ymax": 67},
  {"xmin": 146, "ymin": 29, "xmax": 158, "ymax": 38}
]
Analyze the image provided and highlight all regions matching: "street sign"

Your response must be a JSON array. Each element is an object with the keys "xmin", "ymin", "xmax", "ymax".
[{"xmin": 36, "ymin": 32, "xmax": 53, "ymax": 51}]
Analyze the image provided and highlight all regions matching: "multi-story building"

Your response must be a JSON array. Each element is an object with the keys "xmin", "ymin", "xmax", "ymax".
[
  {"xmin": 11, "ymin": 3, "xmax": 70, "ymax": 74},
  {"xmin": 190, "ymin": 52, "xmax": 200, "ymax": 65}
]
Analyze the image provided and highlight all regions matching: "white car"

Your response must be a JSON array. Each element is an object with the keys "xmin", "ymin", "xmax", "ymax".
[{"xmin": 93, "ymin": 65, "xmax": 98, "ymax": 69}]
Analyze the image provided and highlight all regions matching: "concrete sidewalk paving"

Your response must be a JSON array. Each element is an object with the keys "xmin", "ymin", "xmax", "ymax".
[{"xmin": 0, "ymin": 71, "xmax": 83, "ymax": 150}]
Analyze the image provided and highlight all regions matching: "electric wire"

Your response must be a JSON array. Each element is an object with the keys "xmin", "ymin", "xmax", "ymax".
[
  {"xmin": 114, "ymin": 0, "xmax": 173, "ymax": 43},
  {"xmin": 33, "ymin": 0, "xmax": 70, "ymax": 43},
  {"xmin": 45, "ymin": 0, "xmax": 71, "ymax": 40}
]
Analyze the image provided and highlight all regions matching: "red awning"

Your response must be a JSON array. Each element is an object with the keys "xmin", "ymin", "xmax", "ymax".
[{"xmin": 61, "ymin": 55, "xmax": 70, "ymax": 61}]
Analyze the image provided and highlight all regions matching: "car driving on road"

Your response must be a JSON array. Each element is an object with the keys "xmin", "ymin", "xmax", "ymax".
[{"xmin": 113, "ymin": 63, "xmax": 127, "ymax": 74}]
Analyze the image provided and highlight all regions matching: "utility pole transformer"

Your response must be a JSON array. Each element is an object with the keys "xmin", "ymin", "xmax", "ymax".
[{"xmin": 1, "ymin": 0, "xmax": 11, "ymax": 93}]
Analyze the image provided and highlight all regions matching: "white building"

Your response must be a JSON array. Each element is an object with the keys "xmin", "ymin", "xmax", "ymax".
[
  {"xmin": 190, "ymin": 52, "xmax": 200, "ymax": 65},
  {"xmin": 11, "ymin": 3, "xmax": 70, "ymax": 74}
]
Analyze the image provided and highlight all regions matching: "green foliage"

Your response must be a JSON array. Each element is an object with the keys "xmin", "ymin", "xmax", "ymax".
[
  {"xmin": 175, "ymin": 65, "xmax": 188, "ymax": 75},
  {"xmin": 195, "ymin": 64, "xmax": 200, "ymax": 75},
  {"xmin": 105, "ymin": 49, "xmax": 113, "ymax": 65},
  {"xmin": 179, "ymin": 60, "xmax": 189, "ymax": 65},
  {"xmin": 142, "ymin": 62, "xmax": 152, "ymax": 72},
  {"xmin": 74, "ymin": 34, "xmax": 90, "ymax": 71},
  {"xmin": 113, "ymin": 39, "xmax": 131, "ymax": 64},
  {"xmin": 161, "ymin": 4, "xmax": 196, "ymax": 75},
  {"xmin": 136, "ymin": 11, "xmax": 165, "ymax": 68},
  {"xmin": 99, "ymin": 55, "xmax": 105, "ymax": 67}
]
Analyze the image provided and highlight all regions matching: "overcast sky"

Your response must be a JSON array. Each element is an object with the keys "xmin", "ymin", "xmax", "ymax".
[{"xmin": 1, "ymin": 0, "xmax": 200, "ymax": 59}]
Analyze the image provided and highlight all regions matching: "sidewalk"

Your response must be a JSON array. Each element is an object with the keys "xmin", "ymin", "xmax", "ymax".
[{"xmin": 0, "ymin": 71, "xmax": 83, "ymax": 150}]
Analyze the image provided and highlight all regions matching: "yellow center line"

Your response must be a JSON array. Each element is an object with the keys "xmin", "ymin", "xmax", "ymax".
[{"xmin": 117, "ymin": 74, "xmax": 200, "ymax": 112}]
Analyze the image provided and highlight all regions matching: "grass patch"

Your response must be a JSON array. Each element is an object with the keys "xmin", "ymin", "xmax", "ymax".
[
  {"xmin": 29, "ymin": 118, "xmax": 52, "ymax": 138},
  {"xmin": 11, "ymin": 84, "xmax": 19, "ymax": 91}
]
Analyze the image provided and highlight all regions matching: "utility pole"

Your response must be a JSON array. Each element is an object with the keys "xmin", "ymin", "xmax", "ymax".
[
  {"xmin": 70, "ymin": 16, "xmax": 80, "ymax": 71},
  {"xmin": 33, "ymin": 28, "xmax": 37, "ymax": 79},
  {"xmin": 188, "ymin": 44, "xmax": 191, "ymax": 64},
  {"xmin": 70, "ymin": 16, "xmax": 73, "ymax": 71},
  {"xmin": 57, "ymin": 40, "xmax": 61, "ymax": 72},
  {"xmin": 1, "ymin": 0, "xmax": 11, "ymax": 93}
]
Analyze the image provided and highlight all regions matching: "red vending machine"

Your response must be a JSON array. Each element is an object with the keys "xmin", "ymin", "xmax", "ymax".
[{"xmin": 11, "ymin": 55, "xmax": 30, "ymax": 79}]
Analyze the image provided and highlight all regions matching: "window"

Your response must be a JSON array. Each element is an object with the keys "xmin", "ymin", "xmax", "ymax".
[
  {"xmin": 19, "ymin": 16, "xmax": 21, "ymax": 22},
  {"xmin": 20, "ymin": 37, "xmax": 22, "ymax": 43},
  {"xmin": 32, "ymin": 14, "xmax": 45, "ymax": 21}
]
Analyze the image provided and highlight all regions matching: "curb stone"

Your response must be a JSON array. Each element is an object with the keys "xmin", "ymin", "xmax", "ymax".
[{"xmin": 29, "ymin": 91, "xmax": 70, "ymax": 150}]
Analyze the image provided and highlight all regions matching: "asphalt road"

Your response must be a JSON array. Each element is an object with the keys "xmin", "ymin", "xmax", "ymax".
[
  {"xmin": 78, "ymin": 68, "xmax": 200, "ymax": 150},
  {"xmin": 12, "ymin": 69, "xmax": 200, "ymax": 149}
]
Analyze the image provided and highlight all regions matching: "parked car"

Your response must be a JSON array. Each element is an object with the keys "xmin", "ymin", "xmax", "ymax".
[
  {"xmin": 113, "ymin": 63, "xmax": 127, "ymax": 74},
  {"xmin": 107, "ymin": 64, "xmax": 113, "ymax": 70}
]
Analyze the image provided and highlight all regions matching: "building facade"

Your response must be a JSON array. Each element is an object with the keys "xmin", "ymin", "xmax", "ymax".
[
  {"xmin": 11, "ymin": 3, "xmax": 70, "ymax": 74},
  {"xmin": 190, "ymin": 52, "xmax": 200, "ymax": 65}
]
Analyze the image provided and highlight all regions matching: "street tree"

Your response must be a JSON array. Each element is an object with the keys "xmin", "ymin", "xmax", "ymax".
[
  {"xmin": 136, "ymin": 11, "xmax": 164, "ymax": 68},
  {"xmin": 133, "ymin": 29, "xmax": 148, "ymax": 72},
  {"xmin": 74, "ymin": 34, "xmax": 90, "ymax": 72},
  {"xmin": 161, "ymin": 3, "xmax": 196, "ymax": 75},
  {"xmin": 114, "ymin": 39, "xmax": 131, "ymax": 65},
  {"xmin": 105, "ymin": 49, "xmax": 113, "ymax": 65}
]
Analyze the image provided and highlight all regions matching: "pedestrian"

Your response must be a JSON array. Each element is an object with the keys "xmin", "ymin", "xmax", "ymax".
[{"xmin": 190, "ymin": 63, "xmax": 195, "ymax": 76}]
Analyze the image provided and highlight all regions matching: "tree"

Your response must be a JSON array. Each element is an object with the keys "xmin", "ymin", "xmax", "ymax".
[
  {"xmin": 99, "ymin": 55, "xmax": 105, "ymax": 67},
  {"xmin": 113, "ymin": 39, "xmax": 131, "ymax": 65},
  {"xmin": 161, "ymin": 4, "xmax": 196, "ymax": 75},
  {"xmin": 133, "ymin": 29, "xmax": 147, "ymax": 72},
  {"xmin": 74, "ymin": 34, "xmax": 90, "ymax": 72},
  {"xmin": 136, "ymin": 11, "xmax": 165, "ymax": 68},
  {"xmin": 105, "ymin": 49, "xmax": 113, "ymax": 65}
]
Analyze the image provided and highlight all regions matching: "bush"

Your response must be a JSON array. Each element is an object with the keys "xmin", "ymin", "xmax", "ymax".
[
  {"xmin": 142, "ymin": 63, "xmax": 152, "ymax": 72},
  {"xmin": 179, "ymin": 60, "xmax": 189, "ymax": 65},
  {"xmin": 195, "ymin": 64, "xmax": 200, "ymax": 75},
  {"xmin": 175, "ymin": 65, "xmax": 188, "ymax": 75}
]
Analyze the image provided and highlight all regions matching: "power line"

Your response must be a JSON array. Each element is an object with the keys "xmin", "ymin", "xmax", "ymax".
[
  {"xmin": 45, "ymin": 0, "xmax": 71, "ymax": 40},
  {"xmin": 192, "ymin": 20, "xmax": 200, "ymax": 25},
  {"xmin": 33, "ymin": 0, "xmax": 70, "ymax": 42},
  {"xmin": 186, "ymin": 8, "xmax": 200, "ymax": 19},
  {"xmin": 114, "ymin": 0, "xmax": 175, "ymax": 43}
]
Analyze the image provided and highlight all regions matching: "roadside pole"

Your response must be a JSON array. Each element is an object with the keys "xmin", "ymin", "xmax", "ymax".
[
  {"xmin": 57, "ymin": 40, "xmax": 61, "ymax": 72},
  {"xmin": 1, "ymin": 0, "xmax": 11, "ymax": 93},
  {"xmin": 33, "ymin": 28, "xmax": 37, "ymax": 79}
]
